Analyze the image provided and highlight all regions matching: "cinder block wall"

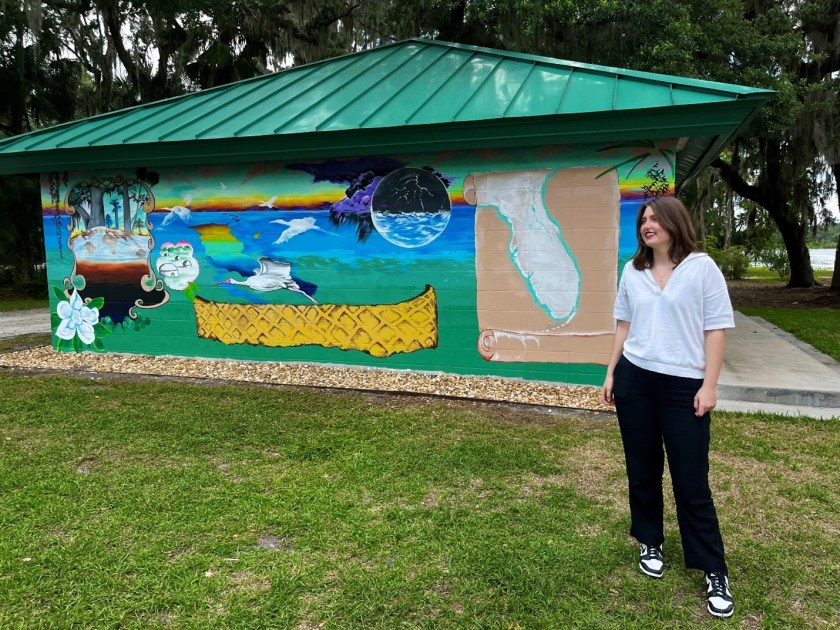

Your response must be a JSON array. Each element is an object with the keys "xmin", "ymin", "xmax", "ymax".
[{"xmin": 41, "ymin": 140, "xmax": 675, "ymax": 386}]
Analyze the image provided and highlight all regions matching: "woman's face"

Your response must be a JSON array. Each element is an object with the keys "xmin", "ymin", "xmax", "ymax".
[{"xmin": 639, "ymin": 205, "xmax": 673, "ymax": 251}]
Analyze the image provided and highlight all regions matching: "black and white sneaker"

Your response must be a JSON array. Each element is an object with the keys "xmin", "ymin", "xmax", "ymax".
[
  {"xmin": 639, "ymin": 543, "xmax": 664, "ymax": 578},
  {"xmin": 705, "ymin": 572, "xmax": 734, "ymax": 618}
]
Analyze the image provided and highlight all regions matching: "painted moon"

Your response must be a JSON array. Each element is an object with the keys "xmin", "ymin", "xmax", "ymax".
[{"xmin": 370, "ymin": 167, "xmax": 451, "ymax": 248}]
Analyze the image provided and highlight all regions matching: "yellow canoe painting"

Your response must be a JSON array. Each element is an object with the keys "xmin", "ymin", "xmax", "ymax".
[{"xmin": 194, "ymin": 285, "xmax": 438, "ymax": 357}]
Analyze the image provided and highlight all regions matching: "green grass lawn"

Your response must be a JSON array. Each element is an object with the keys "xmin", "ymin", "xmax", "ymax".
[
  {"xmin": 0, "ymin": 297, "xmax": 49, "ymax": 312},
  {"xmin": 744, "ymin": 266, "xmax": 834, "ymax": 282},
  {"xmin": 1, "ymin": 372, "xmax": 838, "ymax": 628},
  {"xmin": 738, "ymin": 307, "xmax": 840, "ymax": 362}
]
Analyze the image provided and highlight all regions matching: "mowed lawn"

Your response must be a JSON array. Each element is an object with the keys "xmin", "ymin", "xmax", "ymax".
[{"xmin": 0, "ymin": 373, "xmax": 838, "ymax": 629}]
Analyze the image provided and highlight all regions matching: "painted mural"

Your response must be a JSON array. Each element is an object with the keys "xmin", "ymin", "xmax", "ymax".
[
  {"xmin": 466, "ymin": 166, "xmax": 619, "ymax": 365},
  {"xmin": 40, "ymin": 141, "xmax": 675, "ymax": 386}
]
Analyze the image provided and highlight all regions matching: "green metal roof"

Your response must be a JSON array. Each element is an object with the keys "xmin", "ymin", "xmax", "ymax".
[{"xmin": 0, "ymin": 38, "xmax": 773, "ymax": 188}]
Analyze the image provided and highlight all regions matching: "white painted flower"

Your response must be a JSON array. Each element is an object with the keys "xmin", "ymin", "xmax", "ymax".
[{"xmin": 56, "ymin": 290, "xmax": 99, "ymax": 345}]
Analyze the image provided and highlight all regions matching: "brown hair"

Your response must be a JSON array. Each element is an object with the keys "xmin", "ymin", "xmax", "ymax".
[{"xmin": 631, "ymin": 196, "xmax": 701, "ymax": 270}]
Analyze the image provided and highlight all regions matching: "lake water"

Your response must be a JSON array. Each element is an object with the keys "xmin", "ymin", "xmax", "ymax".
[{"xmin": 810, "ymin": 248, "xmax": 836, "ymax": 270}]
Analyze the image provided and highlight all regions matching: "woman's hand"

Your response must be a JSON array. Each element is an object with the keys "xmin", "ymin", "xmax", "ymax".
[
  {"xmin": 694, "ymin": 384, "xmax": 717, "ymax": 416},
  {"xmin": 602, "ymin": 322, "xmax": 629, "ymax": 407},
  {"xmin": 601, "ymin": 374, "xmax": 615, "ymax": 405}
]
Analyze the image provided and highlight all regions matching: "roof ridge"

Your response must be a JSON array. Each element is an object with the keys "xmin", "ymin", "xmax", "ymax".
[
  {"xmin": 0, "ymin": 37, "xmax": 774, "ymax": 151},
  {"xmin": 408, "ymin": 37, "xmax": 775, "ymax": 96}
]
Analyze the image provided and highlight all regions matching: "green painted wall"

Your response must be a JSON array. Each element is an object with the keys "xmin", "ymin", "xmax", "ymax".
[{"xmin": 41, "ymin": 140, "xmax": 675, "ymax": 387}]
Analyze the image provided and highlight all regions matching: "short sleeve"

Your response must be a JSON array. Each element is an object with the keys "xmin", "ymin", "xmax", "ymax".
[
  {"xmin": 703, "ymin": 258, "xmax": 735, "ymax": 330},
  {"xmin": 613, "ymin": 262, "xmax": 632, "ymax": 322}
]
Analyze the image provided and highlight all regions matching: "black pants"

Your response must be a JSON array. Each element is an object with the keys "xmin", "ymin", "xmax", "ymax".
[{"xmin": 612, "ymin": 355, "xmax": 727, "ymax": 575}]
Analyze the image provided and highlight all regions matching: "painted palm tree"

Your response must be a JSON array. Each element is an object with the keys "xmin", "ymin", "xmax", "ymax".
[{"xmin": 595, "ymin": 140, "xmax": 676, "ymax": 196}]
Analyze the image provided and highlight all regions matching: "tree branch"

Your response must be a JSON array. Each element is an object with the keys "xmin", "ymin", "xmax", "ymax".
[
  {"xmin": 99, "ymin": 0, "xmax": 149, "ymax": 94},
  {"xmin": 796, "ymin": 2, "xmax": 840, "ymax": 81},
  {"xmin": 709, "ymin": 158, "xmax": 767, "ymax": 208}
]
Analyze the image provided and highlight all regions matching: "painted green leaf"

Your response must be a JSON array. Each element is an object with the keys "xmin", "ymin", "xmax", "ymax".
[
  {"xmin": 51, "ymin": 313, "xmax": 61, "ymax": 328},
  {"xmin": 87, "ymin": 297, "xmax": 105, "ymax": 310},
  {"xmin": 184, "ymin": 282, "xmax": 198, "ymax": 303},
  {"xmin": 92, "ymin": 338, "xmax": 105, "ymax": 352},
  {"xmin": 94, "ymin": 322, "xmax": 112, "ymax": 336},
  {"xmin": 72, "ymin": 335, "xmax": 83, "ymax": 353},
  {"xmin": 627, "ymin": 154, "xmax": 653, "ymax": 178},
  {"xmin": 595, "ymin": 153, "xmax": 651, "ymax": 179},
  {"xmin": 52, "ymin": 286, "xmax": 67, "ymax": 301}
]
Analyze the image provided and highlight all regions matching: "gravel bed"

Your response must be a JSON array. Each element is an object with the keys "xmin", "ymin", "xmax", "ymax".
[{"xmin": 0, "ymin": 346, "xmax": 611, "ymax": 412}]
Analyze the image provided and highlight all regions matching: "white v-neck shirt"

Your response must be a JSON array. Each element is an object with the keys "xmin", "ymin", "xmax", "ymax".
[{"xmin": 613, "ymin": 252, "xmax": 735, "ymax": 379}]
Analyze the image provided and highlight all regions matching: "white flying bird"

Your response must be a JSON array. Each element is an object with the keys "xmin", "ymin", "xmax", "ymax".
[
  {"xmin": 160, "ymin": 194, "xmax": 193, "ymax": 226},
  {"xmin": 259, "ymin": 195, "xmax": 279, "ymax": 209},
  {"xmin": 270, "ymin": 216, "xmax": 332, "ymax": 244},
  {"xmin": 215, "ymin": 257, "xmax": 317, "ymax": 303}
]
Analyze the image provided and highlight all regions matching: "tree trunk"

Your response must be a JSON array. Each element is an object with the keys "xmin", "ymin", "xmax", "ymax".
[
  {"xmin": 725, "ymin": 186, "xmax": 734, "ymax": 247},
  {"xmin": 74, "ymin": 203, "xmax": 91, "ymax": 229},
  {"xmin": 831, "ymin": 234, "xmax": 840, "ymax": 292},
  {"xmin": 724, "ymin": 143, "xmax": 739, "ymax": 248},
  {"xmin": 437, "ymin": 0, "xmax": 467, "ymax": 41},
  {"xmin": 697, "ymin": 174, "xmax": 709, "ymax": 243},
  {"xmin": 89, "ymin": 187, "xmax": 106, "ymax": 228},
  {"xmin": 711, "ymin": 145, "xmax": 816, "ymax": 288},
  {"xmin": 831, "ymin": 163, "xmax": 840, "ymax": 292},
  {"xmin": 10, "ymin": 17, "xmax": 26, "ymax": 135},
  {"xmin": 774, "ymin": 212, "xmax": 814, "ymax": 287},
  {"xmin": 122, "ymin": 184, "xmax": 132, "ymax": 232}
]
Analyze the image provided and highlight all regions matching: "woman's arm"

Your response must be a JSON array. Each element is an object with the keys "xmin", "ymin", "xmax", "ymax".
[
  {"xmin": 601, "ymin": 320, "xmax": 630, "ymax": 405},
  {"xmin": 694, "ymin": 328, "xmax": 726, "ymax": 416}
]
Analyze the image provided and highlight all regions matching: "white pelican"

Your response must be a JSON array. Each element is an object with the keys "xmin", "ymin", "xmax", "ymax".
[
  {"xmin": 215, "ymin": 257, "xmax": 317, "ymax": 303},
  {"xmin": 259, "ymin": 195, "xmax": 279, "ymax": 208},
  {"xmin": 270, "ymin": 216, "xmax": 331, "ymax": 244}
]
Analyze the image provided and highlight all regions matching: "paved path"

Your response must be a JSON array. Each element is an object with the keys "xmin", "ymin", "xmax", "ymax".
[
  {"xmin": 1, "ymin": 307, "xmax": 838, "ymax": 419},
  {"xmin": 717, "ymin": 312, "xmax": 840, "ymax": 419},
  {"xmin": 0, "ymin": 308, "xmax": 51, "ymax": 339}
]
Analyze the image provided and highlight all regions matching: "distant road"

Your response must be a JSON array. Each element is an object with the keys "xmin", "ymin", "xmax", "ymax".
[{"xmin": 0, "ymin": 308, "xmax": 51, "ymax": 339}]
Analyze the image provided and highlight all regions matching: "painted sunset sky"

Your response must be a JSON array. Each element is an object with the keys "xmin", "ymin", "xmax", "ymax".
[{"xmin": 40, "ymin": 143, "xmax": 673, "ymax": 216}]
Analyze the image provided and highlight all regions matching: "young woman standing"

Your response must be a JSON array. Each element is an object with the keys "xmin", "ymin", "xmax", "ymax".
[{"xmin": 601, "ymin": 196, "xmax": 735, "ymax": 618}]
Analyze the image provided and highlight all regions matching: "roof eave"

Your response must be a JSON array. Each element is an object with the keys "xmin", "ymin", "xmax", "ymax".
[
  {"xmin": 674, "ymin": 101, "xmax": 767, "ymax": 191},
  {"xmin": 0, "ymin": 99, "xmax": 769, "ymax": 176}
]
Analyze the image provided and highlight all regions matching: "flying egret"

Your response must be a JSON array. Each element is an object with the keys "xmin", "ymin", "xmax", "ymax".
[
  {"xmin": 215, "ymin": 257, "xmax": 318, "ymax": 303},
  {"xmin": 259, "ymin": 195, "xmax": 279, "ymax": 209},
  {"xmin": 160, "ymin": 193, "xmax": 193, "ymax": 226},
  {"xmin": 270, "ymin": 216, "xmax": 332, "ymax": 244},
  {"xmin": 160, "ymin": 205, "xmax": 191, "ymax": 226}
]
